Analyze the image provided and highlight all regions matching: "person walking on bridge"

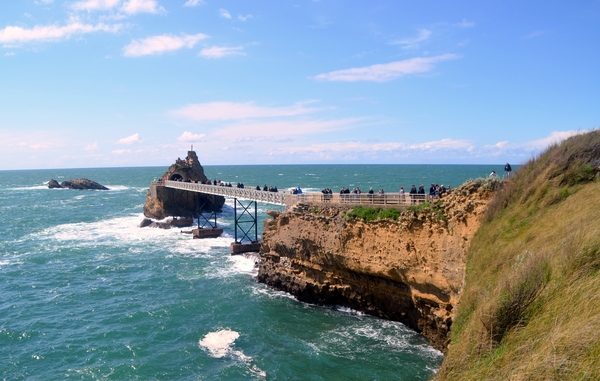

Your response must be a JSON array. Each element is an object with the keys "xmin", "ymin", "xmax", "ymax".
[{"xmin": 409, "ymin": 185, "xmax": 417, "ymax": 205}]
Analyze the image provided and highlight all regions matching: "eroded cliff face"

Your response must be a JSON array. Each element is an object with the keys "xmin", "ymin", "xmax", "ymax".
[{"xmin": 257, "ymin": 182, "xmax": 491, "ymax": 351}]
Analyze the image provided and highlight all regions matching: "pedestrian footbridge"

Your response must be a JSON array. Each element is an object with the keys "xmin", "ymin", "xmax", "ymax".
[{"xmin": 155, "ymin": 180, "xmax": 429, "ymax": 253}]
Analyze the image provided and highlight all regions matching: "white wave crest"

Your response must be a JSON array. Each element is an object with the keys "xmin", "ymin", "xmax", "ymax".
[
  {"xmin": 105, "ymin": 185, "xmax": 131, "ymax": 191},
  {"xmin": 203, "ymin": 253, "xmax": 258, "ymax": 279},
  {"xmin": 199, "ymin": 330, "xmax": 251, "ymax": 361},
  {"xmin": 251, "ymin": 285, "xmax": 298, "ymax": 301},
  {"xmin": 9, "ymin": 185, "xmax": 52, "ymax": 191}
]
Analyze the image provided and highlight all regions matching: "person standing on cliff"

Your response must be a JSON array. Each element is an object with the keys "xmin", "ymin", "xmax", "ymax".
[
  {"xmin": 399, "ymin": 186, "xmax": 405, "ymax": 203},
  {"xmin": 505, "ymin": 162, "xmax": 512, "ymax": 178}
]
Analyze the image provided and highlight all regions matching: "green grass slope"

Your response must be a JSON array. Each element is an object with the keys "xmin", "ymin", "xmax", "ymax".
[{"xmin": 437, "ymin": 130, "xmax": 600, "ymax": 380}]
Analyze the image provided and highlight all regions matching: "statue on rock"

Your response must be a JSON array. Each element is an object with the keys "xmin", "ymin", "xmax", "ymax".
[{"xmin": 163, "ymin": 149, "xmax": 207, "ymax": 182}]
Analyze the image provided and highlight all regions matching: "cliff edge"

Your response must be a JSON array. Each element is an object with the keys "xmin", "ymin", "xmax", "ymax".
[{"xmin": 257, "ymin": 182, "xmax": 492, "ymax": 351}]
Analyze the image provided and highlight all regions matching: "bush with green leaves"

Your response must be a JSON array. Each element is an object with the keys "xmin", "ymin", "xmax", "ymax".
[{"xmin": 346, "ymin": 206, "xmax": 401, "ymax": 221}]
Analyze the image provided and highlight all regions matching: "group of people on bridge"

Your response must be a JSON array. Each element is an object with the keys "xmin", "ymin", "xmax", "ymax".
[
  {"xmin": 326, "ymin": 183, "xmax": 451, "ymax": 204},
  {"xmin": 257, "ymin": 185, "xmax": 279, "ymax": 192}
]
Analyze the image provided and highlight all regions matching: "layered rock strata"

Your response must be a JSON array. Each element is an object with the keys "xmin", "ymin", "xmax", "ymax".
[
  {"xmin": 257, "ymin": 182, "xmax": 491, "ymax": 351},
  {"xmin": 143, "ymin": 150, "xmax": 224, "ymax": 220}
]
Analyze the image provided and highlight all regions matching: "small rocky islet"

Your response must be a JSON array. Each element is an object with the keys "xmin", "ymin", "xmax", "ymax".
[{"xmin": 48, "ymin": 178, "xmax": 109, "ymax": 190}]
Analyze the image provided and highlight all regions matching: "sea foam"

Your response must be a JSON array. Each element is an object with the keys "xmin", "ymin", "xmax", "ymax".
[{"xmin": 199, "ymin": 330, "xmax": 251, "ymax": 361}]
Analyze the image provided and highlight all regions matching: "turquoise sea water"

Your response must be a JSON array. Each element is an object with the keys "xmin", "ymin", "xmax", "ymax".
[{"xmin": 0, "ymin": 164, "xmax": 501, "ymax": 380}]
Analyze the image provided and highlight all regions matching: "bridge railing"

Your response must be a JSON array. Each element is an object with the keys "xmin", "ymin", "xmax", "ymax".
[
  {"xmin": 157, "ymin": 180, "xmax": 434, "ymax": 206},
  {"xmin": 157, "ymin": 181, "xmax": 289, "ymax": 205},
  {"xmin": 289, "ymin": 193, "xmax": 432, "ymax": 206}
]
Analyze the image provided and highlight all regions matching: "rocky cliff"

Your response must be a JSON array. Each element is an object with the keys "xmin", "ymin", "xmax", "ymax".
[
  {"xmin": 143, "ymin": 149, "xmax": 224, "ymax": 220},
  {"xmin": 257, "ymin": 182, "xmax": 492, "ymax": 351}
]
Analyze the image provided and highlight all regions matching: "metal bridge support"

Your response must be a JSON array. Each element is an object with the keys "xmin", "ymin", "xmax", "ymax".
[
  {"xmin": 193, "ymin": 193, "xmax": 223, "ymax": 239},
  {"xmin": 231, "ymin": 198, "xmax": 261, "ymax": 254},
  {"xmin": 196, "ymin": 193, "xmax": 218, "ymax": 229}
]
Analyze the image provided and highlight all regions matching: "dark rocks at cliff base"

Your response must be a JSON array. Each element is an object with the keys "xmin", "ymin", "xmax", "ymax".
[
  {"xmin": 138, "ymin": 217, "xmax": 194, "ymax": 229},
  {"xmin": 48, "ymin": 178, "xmax": 109, "ymax": 190},
  {"xmin": 139, "ymin": 218, "xmax": 172, "ymax": 229}
]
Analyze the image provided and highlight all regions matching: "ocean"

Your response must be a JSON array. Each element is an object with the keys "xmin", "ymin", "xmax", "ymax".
[{"xmin": 0, "ymin": 164, "xmax": 501, "ymax": 380}]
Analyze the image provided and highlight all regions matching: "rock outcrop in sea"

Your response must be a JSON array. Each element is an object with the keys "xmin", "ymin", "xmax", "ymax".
[
  {"xmin": 48, "ymin": 178, "xmax": 109, "ymax": 190},
  {"xmin": 142, "ymin": 149, "xmax": 225, "ymax": 220},
  {"xmin": 257, "ymin": 182, "xmax": 492, "ymax": 352},
  {"xmin": 138, "ymin": 217, "xmax": 194, "ymax": 229}
]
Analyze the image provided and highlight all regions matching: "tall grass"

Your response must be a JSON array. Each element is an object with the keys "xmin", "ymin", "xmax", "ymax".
[{"xmin": 436, "ymin": 130, "xmax": 600, "ymax": 380}]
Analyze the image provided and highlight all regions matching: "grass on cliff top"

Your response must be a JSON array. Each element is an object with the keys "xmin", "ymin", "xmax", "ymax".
[
  {"xmin": 345, "ymin": 206, "xmax": 401, "ymax": 221},
  {"xmin": 346, "ymin": 200, "xmax": 449, "ymax": 222},
  {"xmin": 436, "ymin": 130, "xmax": 600, "ymax": 381}
]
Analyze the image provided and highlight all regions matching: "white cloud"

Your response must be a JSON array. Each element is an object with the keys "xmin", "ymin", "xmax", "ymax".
[
  {"xmin": 0, "ymin": 131, "xmax": 66, "ymax": 155},
  {"xmin": 477, "ymin": 131, "xmax": 592, "ymax": 158},
  {"xmin": 0, "ymin": 22, "xmax": 122, "ymax": 45},
  {"xmin": 71, "ymin": 0, "xmax": 121, "ymax": 11},
  {"xmin": 523, "ymin": 30, "xmax": 548, "ymax": 39},
  {"xmin": 269, "ymin": 138, "xmax": 472, "ymax": 157},
  {"xmin": 455, "ymin": 19, "xmax": 475, "ymax": 28},
  {"xmin": 311, "ymin": 54, "xmax": 461, "ymax": 82},
  {"xmin": 5, "ymin": 52, "xmax": 15, "ymax": 56},
  {"xmin": 112, "ymin": 149, "xmax": 132, "ymax": 154},
  {"xmin": 123, "ymin": 33, "xmax": 208, "ymax": 56},
  {"xmin": 238, "ymin": 14, "xmax": 253, "ymax": 21},
  {"xmin": 184, "ymin": 0, "xmax": 204, "ymax": 6},
  {"xmin": 219, "ymin": 8, "xmax": 232, "ymax": 19},
  {"xmin": 84, "ymin": 142, "xmax": 99, "ymax": 151},
  {"xmin": 391, "ymin": 29, "xmax": 432, "ymax": 49},
  {"xmin": 121, "ymin": 0, "xmax": 165, "ymax": 14},
  {"xmin": 30, "ymin": 143, "xmax": 52, "ymax": 150},
  {"xmin": 198, "ymin": 46, "xmax": 245, "ymax": 59},
  {"xmin": 212, "ymin": 118, "xmax": 360, "ymax": 139},
  {"xmin": 117, "ymin": 133, "xmax": 142, "ymax": 145},
  {"xmin": 407, "ymin": 138, "xmax": 471, "ymax": 150},
  {"xmin": 178, "ymin": 131, "xmax": 206, "ymax": 142},
  {"xmin": 171, "ymin": 101, "xmax": 323, "ymax": 121},
  {"xmin": 524, "ymin": 130, "xmax": 589, "ymax": 150},
  {"xmin": 492, "ymin": 141, "xmax": 508, "ymax": 149}
]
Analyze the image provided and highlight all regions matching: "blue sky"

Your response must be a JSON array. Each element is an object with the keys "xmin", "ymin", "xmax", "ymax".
[{"xmin": 1, "ymin": 0, "xmax": 598, "ymax": 170}]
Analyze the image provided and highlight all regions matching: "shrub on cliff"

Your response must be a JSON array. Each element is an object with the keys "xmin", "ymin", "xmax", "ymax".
[
  {"xmin": 437, "ymin": 130, "xmax": 600, "ymax": 381},
  {"xmin": 345, "ymin": 206, "xmax": 400, "ymax": 221},
  {"xmin": 406, "ymin": 200, "xmax": 448, "ymax": 221},
  {"xmin": 465, "ymin": 176, "xmax": 504, "ymax": 191}
]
